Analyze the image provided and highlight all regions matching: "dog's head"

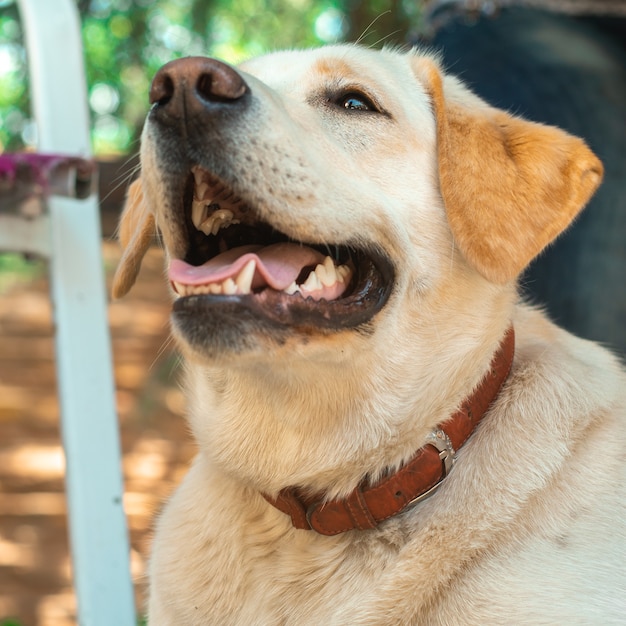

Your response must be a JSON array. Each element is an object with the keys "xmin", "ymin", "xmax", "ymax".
[{"xmin": 113, "ymin": 46, "xmax": 602, "ymax": 366}]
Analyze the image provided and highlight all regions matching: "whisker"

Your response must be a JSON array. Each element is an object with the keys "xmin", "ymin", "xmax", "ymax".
[
  {"xmin": 100, "ymin": 155, "xmax": 141, "ymax": 204},
  {"xmin": 369, "ymin": 30, "xmax": 402, "ymax": 50},
  {"xmin": 356, "ymin": 11, "xmax": 391, "ymax": 45},
  {"xmin": 150, "ymin": 334, "xmax": 177, "ymax": 373}
]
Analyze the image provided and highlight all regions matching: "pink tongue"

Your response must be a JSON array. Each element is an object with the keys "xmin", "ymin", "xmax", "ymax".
[{"xmin": 168, "ymin": 243, "xmax": 326, "ymax": 290}]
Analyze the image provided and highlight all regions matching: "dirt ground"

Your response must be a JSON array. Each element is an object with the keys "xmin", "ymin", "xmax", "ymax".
[{"xmin": 0, "ymin": 242, "xmax": 195, "ymax": 625}]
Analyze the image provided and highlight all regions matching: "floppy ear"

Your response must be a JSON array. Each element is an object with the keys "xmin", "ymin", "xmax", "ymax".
[
  {"xmin": 416, "ymin": 59, "xmax": 603, "ymax": 284},
  {"xmin": 111, "ymin": 178, "xmax": 156, "ymax": 298}
]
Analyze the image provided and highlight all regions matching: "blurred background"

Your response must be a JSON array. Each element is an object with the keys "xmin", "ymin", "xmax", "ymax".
[
  {"xmin": 0, "ymin": 0, "xmax": 425, "ymax": 155},
  {"xmin": 0, "ymin": 0, "xmax": 624, "ymax": 624}
]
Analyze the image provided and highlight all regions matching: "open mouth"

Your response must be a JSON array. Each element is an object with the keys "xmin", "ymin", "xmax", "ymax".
[{"xmin": 170, "ymin": 166, "xmax": 394, "ymax": 330}]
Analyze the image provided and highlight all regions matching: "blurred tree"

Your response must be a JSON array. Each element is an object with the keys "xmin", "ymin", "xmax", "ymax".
[
  {"xmin": 0, "ymin": 0, "xmax": 420, "ymax": 155},
  {"xmin": 0, "ymin": 1, "xmax": 28, "ymax": 152}
]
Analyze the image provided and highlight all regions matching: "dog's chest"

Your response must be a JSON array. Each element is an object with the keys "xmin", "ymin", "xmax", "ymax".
[
  {"xmin": 149, "ymin": 458, "xmax": 407, "ymax": 624},
  {"xmin": 239, "ymin": 537, "xmax": 399, "ymax": 624},
  {"xmin": 153, "ymin": 525, "xmax": 400, "ymax": 624}
]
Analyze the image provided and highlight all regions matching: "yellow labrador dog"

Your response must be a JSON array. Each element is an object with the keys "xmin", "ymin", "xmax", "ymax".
[{"xmin": 113, "ymin": 45, "xmax": 626, "ymax": 624}]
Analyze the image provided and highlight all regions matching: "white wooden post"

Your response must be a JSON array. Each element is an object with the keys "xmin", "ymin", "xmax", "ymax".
[{"xmin": 15, "ymin": 0, "xmax": 136, "ymax": 623}]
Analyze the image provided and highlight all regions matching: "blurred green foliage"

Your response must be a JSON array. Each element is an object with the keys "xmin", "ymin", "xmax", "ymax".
[
  {"xmin": 0, "ymin": 0, "xmax": 421, "ymax": 155},
  {"xmin": 0, "ymin": 251, "xmax": 45, "ymax": 293}
]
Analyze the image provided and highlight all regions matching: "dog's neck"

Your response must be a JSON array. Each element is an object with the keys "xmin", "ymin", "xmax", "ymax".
[{"xmin": 262, "ymin": 326, "xmax": 515, "ymax": 535}]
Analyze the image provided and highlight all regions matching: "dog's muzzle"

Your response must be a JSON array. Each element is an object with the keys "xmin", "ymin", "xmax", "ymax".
[{"xmin": 142, "ymin": 57, "xmax": 395, "ymax": 350}]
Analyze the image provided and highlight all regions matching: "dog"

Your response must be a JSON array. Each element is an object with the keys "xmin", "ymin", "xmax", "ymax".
[{"xmin": 113, "ymin": 45, "xmax": 626, "ymax": 624}]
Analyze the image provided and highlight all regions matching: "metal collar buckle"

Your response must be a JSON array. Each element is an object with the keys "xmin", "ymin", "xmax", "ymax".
[{"xmin": 407, "ymin": 428, "xmax": 456, "ymax": 508}]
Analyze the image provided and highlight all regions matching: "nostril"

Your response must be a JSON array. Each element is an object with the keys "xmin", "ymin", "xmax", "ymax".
[
  {"xmin": 195, "ymin": 65, "xmax": 247, "ymax": 103},
  {"xmin": 196, "ymin": 73, "xmax": 214, "ymax": 103},
  {"xmin": 150, "ymin": 72, "xmax": 175, "ymax": 106}
]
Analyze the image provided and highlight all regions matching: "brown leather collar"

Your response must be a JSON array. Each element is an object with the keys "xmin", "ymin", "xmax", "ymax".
[{"xmin": 263, "ymin": 327, "xmax": 515, "ymax": 536}]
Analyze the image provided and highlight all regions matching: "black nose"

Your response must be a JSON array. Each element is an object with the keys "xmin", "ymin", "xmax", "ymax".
[{"xmin": 149, "ymin": 57, "xmax": 248, "ymax": 120}]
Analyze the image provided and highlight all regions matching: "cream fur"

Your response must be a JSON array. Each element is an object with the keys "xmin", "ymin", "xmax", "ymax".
[{"xmin": 115, "ymin": 45, "xmax": 626, "ymax": 624}]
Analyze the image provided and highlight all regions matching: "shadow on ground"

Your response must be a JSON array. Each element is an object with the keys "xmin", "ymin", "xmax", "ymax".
[{"xmin": 0, "ymin": 242, "xmax": 195, "ymax": 625}]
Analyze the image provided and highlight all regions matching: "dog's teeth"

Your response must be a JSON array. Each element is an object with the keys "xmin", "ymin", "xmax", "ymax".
[
  {"xmin": 235, "ymin": 259, "xmax": 256, "ymax": 294},
  {"xmin": 198, "ymin": 217, "xmax": 214, "ymax": 235},
  {"xmin": 284, "ymin": 258, "xmax": 353, "ymax": 297},
  {"xmin": 176, "ymin": 275, "xmax": 266, "ymax": 297},
  {"xmin": 215, "ymin": 209, "xmax": 238, "ymax": 226},
  {"xmin": 192, "ymin": 199, "xmax": 208, "ymax": 229},
  {"xmin": 174, "ymin": 257, "xmax": 351, "ymax": 298},
  {"xmin": 301, "ymin": 269, "xmax": 322, "ymax": 293},
  {"xmin": 192, "ymin": 167, "xmax": 204, "ymax": 186},
  {"xmin": 314, "ymin": 256, "xmax": 338, "ymax": 287},
  {"xmin": 284, "ymin": 281, "xmax": 299, "ymax": 295},
  {"xmin": 195, "ymin": 182, "xmax": 209, "ymax": 200},
  {"xmin": 308, "ymin": 257, "xmax": 353, "ymax": 290},
  {"xmin": 198, "ymin": 212, "xmax": 219, "ymax": 235},
  {"xmin": 222, "ymin": 278, "xmax": 237, "ymax": 295},
  {"xmin": 198, "ymin": 209, "xmax": 239, "ymax": 236},
  {"xmin": 337, "ymin": 265, "xmax": 351, "ymax": 283}
]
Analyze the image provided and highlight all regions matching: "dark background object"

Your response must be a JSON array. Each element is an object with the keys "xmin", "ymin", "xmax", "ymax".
[{"xmin": 427, "ymin": 7, "xmax": 626, "ymax": 357}]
